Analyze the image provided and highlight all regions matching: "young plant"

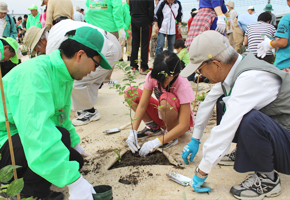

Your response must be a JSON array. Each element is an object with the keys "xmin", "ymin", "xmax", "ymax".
[
  {"xmin": 196, "ymin": 92, "xmax": 206, "ymax": 102},
  {"xmin": 113, "ymin": 150, "xmax": 122, "ymax": 163}
]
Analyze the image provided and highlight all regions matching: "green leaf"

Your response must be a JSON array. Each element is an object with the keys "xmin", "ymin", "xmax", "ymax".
[
  {"xmin": 22, "ymin": 198, "xmax": 36, "ymax": 200},
  {"xmin": 172, "ymin": 97, "xmax": 176, "ymax": 100},
  {"xmin": 0, "ymin": 165, "xmax": 21, "ymax": 182},
  {"xmin": 6, "ymin": 178, "xmax": 24, "ymax": 197},
  {"xmin": 0, "ymin": 198, "xmax": 7, "ymax": 200},
  {"xmin": 119, "ymin": 92, "xmax": 124, "ymax": 95},
  {"xmin": 216, "ymin": 195, "xmax": 221, "ymax": 200},
  {"xmin": 125, "ymin": 67, "xmax": 131, "ymax": 71},
  {"xmin": 170, "ymin": 107, "xmax": 174, "ymax": 110},
  {"xmin": 182, "ymin": 191, "xmax": 187, "ymax": 200}
]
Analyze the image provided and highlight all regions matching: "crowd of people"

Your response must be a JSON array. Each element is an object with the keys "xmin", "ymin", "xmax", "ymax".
[{"xmin": 0, "ymin": 0, "xmax": 290, "ymax": 200}]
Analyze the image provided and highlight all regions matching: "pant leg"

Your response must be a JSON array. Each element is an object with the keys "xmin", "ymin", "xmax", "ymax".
[
  {"xmin": 167, "ymin": 34, "xmax": 175, "ymax": 52},
  {"xmin": 226, "ymin": 33, "xmax": 235, "ymax": 49},
  {"xmin": 216, "ymin": 95, "xmax": 225, "ymax": 125},
  {"xmin": 130, "ymin": 22, "xmax": 140, "ymax": 68},
  {"xmin": 140, "ymin": 24, "xmax": 150, "ymax": 70},
  {"xmin": 0, "ymin": 127, "xmax": 83, "ymax": 198},
  {"xmin": 71, "ymin": 67, "xmax": 111, "ymax": 111},
  {"xmin": 233, "ymin": 18, "xmax": 244, "ymax": 53},
  {"xmin": 234, "ymin": 109, "xmax": 290, "ymax": 174},
  {"xmin": 126, "ymin": 36, "xmax": 132, "ymax": 56},
  {"xmin": 155, "ymin": 33, "xmax": 166, "ymax": 56}
]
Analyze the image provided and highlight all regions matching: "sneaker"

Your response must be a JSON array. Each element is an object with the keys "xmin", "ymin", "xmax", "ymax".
[
  {"xmin": 230, "ymin": 172, "xmax": 281, "ymax": 200},
  {"xmin": 132, "ymin": 66, "xmax": 139, "ymax": 71},
  {"xmin": 218, "ymin": 148, "xmax": 236, "ymax": 166},
  {"xmin": 75, "ymin": 110, "xmax": 86, "ymax": 118},
  {"xmin": 137, "ymin": 125, "xmax": 162, "ymax": 139},
  {"xmin": 72, "ymin": 110, "xmax": 101, "ymax": 126},
  {"xmin": 158, "ymin": 139, "xmax": 178, "ymax": 149},
  {"xmin": 103, "ymin": 80, "xmax": 119, "ymax": 87}
]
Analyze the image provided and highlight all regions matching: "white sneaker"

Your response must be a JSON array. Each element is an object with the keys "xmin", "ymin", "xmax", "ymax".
[
  {"xmin": 74, "ymin": 110, "xmax": 86, "ymax": 118},
  {"xmin": 72, "ymin": 110, "xmax": 101, "ymax": 126},
  {"xmin": 218, "ymin": 148, "xmax": 236, "ymax": 166}
]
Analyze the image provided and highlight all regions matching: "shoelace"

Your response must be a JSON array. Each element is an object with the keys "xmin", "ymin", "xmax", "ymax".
[{"xmin": 241, "ymin": 173, "xmax": 263, "ymax": 192}]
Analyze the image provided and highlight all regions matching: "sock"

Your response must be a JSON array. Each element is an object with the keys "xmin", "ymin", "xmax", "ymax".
[
  {"xmin": 84, "ymin": 107, "xmax": 95, "ymax": 113},
  {"xmin": 259, "ymin": 171, "xmax": 275, "ymax": 181},
  {"xmin": 145, "ymin": 121, "xmax": 158, "ymax": 129}
]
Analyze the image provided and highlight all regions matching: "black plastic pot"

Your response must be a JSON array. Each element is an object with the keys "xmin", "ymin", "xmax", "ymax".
[{"xmin": 93, "ymin": 185, "xmax": 113, "ymax": 200}]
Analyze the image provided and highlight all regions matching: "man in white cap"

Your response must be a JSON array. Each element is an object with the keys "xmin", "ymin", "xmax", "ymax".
[
  {"xmin": 181, "ymin": 30, "xmax": 290, "ymax": 199},
  {"xmin": 74, "ymin": 6, "xmax": 84, "ymax": 22},
  {"xmin": 27, "ymin": 4, "xmax": 42, "ymax": 29},
  {"xmin": 0, "ymin": 2, "xmax": 17, "ymax": 39},
  {"xmin": 24, "ymin": 19, "xmax": 122, "ymax": 126},
  {"xmin": 225, "ymin": 1, "xmax": 237, "ymax": 48}
]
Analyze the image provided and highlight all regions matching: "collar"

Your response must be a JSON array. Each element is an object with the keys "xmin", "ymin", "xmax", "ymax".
[
  {"xmin": 222, "ymin": 54, "xmax": 243, "ymax": 93},
  {"xmin": 48, "ymin": 50, "xmax": 74, "ymax": 82}
]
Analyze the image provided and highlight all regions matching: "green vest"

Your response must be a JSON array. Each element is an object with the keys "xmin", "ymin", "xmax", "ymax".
[
  {"xmin": 26, "ymin": 13, "xmax": 42, "ymax": 30},
  {"xmin": 230, "ymin": 52, "xmax": 290, "ymax": 132}
]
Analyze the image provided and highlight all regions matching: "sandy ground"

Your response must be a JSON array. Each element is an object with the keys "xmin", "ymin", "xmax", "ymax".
[
  {"xmin": 17, "ymin": 54, "xmax": 290, "ymax": 200},
  {"xmin": 65, "ymin": 56, "xmax": 290, "ymax": 200}
]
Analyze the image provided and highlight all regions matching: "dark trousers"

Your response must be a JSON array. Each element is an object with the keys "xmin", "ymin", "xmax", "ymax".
[
  {"xmin": 130, "ymin": 22, "xmax": 152, "ymax": 70},
  {"xmin": 0, "ymin": 126, "xmax": 84, "ymax": 198},
  {"xmin": 216, "ymin": 96, "xmax": 290, "ymax": 174}
]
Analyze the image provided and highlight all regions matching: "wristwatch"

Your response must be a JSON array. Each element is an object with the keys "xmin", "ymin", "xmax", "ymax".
[{"xmin": 195, "ymin": 167, "xmax": 208, "ymax": 179}]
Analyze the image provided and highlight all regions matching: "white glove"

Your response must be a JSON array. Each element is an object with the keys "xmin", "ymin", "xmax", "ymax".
[
  {"xmin": 119, "ymin": 28, "xmax": 126, "ymax": 42},
  {"xmin": 257, "ymin": 37, "xmax": 273, "ymax": 58},
  {"xmin": 68, "ymin": 175, "xmax": 96, "ymax": 200},
  {"xmin": 126, "ymin": 130, "xmax": 140, "ymax": 153},
  {"xmin": 139, "ymin": 138, "xmax": 162, "ymax": 157},
  {"xmin": 216, "ymin": 14, "xmax": 226, "ymax": 33},
  {"xmin": 226, "ymin": 17, "xmax": 234, "ymax": 31},
  {"xmin": 73, "ymin": 143, "xmax": 89, "ymax": 157}
]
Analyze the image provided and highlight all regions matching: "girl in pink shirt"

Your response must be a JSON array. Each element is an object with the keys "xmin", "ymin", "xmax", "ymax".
[{"xmin": 125, "ymin": 51, "xmax": 195, "ymax": 157}]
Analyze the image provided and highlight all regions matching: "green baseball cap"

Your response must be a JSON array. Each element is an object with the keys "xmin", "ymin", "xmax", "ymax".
[
  {"xmin": 28, "ymin": 4, "xmax": 38, "ymax": 10},
  {"xmin": 2, "ymin": 37, "xmax": 19, "ymax": 64},
  {"xmin": 72, "ymin": 26, "xmax": 111, "ymax": 70}
]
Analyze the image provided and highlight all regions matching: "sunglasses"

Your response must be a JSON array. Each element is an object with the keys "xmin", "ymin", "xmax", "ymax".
[{"xmin": 91, "ymin": 57, "xmax": 100, "ymax": 69}]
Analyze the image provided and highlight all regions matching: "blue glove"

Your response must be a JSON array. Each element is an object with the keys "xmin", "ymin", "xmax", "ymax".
[
  {"xmin": 190, "ymin": 175, "xmax": 211, "ymax": 193},
  {"xmin": 182, "ymin": 137, "xmax": 200, "ymax": 165}
]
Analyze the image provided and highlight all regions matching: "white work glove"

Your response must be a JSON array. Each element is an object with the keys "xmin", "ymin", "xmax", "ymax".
[
  {"xmin": 257, "ymin": 37, "xmax": 273, "ymax": 58},
  {"xmin": 215, "ymin": 14, "xmax": 226, "ymax": 33},
  {"xmin": 73, "ymin": 143, "xmax": 89, "ymax": 157},
  {"xmin": 126, "ymin": 130, "xmax": 140, "ymax": 153},
  {"xmin": 68, "ymin": 175, "xmax": 96, "ymax": 200},
  {"xmin": 226, "ymin": 17, "xmax": 234, "ymax": 31},
  {"xmin": 139, "ymin": 138, "xmax": 162, "ymax": 157},
  {"xmin": 119, "ymin": 28, "xmax": 126, "ymax": 42}
]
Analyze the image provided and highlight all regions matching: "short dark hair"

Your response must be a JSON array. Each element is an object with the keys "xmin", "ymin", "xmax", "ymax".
[
  {"xmin": 18, "ymin": 17, "xmax": 22, "ymax": 21},
  {"xmin": 80, "ymin": 8, "xmax": 84, "ymax": 12},
  {"xmin": 249, "ymin": 9, "xmax": 255, "ymax": 11},
  {"xmin": 258, "ymin": 12, "xmax": 272, "ymax": 23},
  {"xmin": 59, "ymin": 38, "xmax": 99, "ymax": 59},
  {"xmin": 150, "ymin": 51, "xmax": 181, "ymax": 89},
  {"xmin": 0, "ymin": 39, "xmax": 15, "ymax": 53},
  {"xmin": 24, "ymin": 14, "xmax": 28, "ymax": 18},
  {"xmin": 191, "ymin": 8, "xmax": 197, "ymax": 18},
  {"xmin": 174, "ymin": 39, "xmax": 185, "ymax": 49}
]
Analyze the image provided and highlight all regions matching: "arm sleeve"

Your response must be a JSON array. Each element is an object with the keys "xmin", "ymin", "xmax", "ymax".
[
  {"xmin": 176, "ymin": 2, "xmax": 182, "ymax": 22},
  {"xmin": 45, "ymin": 0, "xmax": 54, "ymax": 28},
  {"xmin": 8, "ymin": 69, "xmax": 80, "ymax": 187},
  {"xmin": 26, "ymin": 17, "xmax": 30, "ymax": 30},
  {"xmin": 124, "ymin": 4, "xmax": 131, "ymax": 30},
  {"xmin": 275, "ymin": 16, "xmax": 290, "ymax": 39},
  {"xmin": 112, "ymin": 0, "xmax": 125, "ymax": 29}
]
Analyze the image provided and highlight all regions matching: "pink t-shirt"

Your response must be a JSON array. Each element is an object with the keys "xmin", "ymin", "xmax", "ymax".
[{"xmin": 143, "ymin": 71, "xmax": 195, "ymax": 122}]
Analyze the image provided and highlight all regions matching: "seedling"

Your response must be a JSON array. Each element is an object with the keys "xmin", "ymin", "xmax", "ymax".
[
  {"xmin": 114, "ymin": 150, "xmax": 122, "ymax": 163},
  {"xmin": 196, "ymin": 92, "xmax": 206, "ymax": 102}
]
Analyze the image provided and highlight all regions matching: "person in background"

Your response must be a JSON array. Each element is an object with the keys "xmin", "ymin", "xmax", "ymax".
[
  {"xmin": 225, "ymin": 1, "xmax": 237, "ymax": 48},
  {"xmin": 125, "ymin": 51, "xmax": 195, "ymax": 156},
  {"xmin": 40, "ymin": 6, "xmax": 47, "ymax": 28},
  {"xmin": 130, "ymin": 0, "xmax": 154, "ymax": 73},
  {"xmin": 155, "ymin": 0, "xmax": 183, "ymax": 56},
  {"xmin": 17, "ymin": 26, "xmax": 25, "ymax": 44},
  {"xmin": 80, "ymin": 8, "xmax": 84, "ymax": 15},
  {"xmin": 173, "ymin": 38, "xmax": 189, "ymax": 70},
  {"xmin": 264, "ymin": 4, "xmax": 276, "ymax": 27},
  {"xmin": 0, "ymin": 2, "xmax": 17, "ymax": 39},
  {"xmin": 16, "ymin": 16, "xmax": 22, "ymax": 28},
  {"xmin": 258, "ymin": 0, "xmax": 290, "ymax": 72},
  {"xmin": 22, "ymin": 14, "xmax": 28, "ymax": 31},
  {"xmin": 181, "ymin": 30, "xmax": 290, "ymax": 200},
  {"xmin": 187, "ymin": 8, "xmax": 197, "ymax": 32},
  {"xmin": 244, "ymin": 12, "xmax": 276, "ymax": 64},
  {"xmin": 27, "ymin": 4, "xmax": 42, "ymax": 30},
  {"xmin": 85, "ymin": 0, "xmax": 125, "ymax": 85},
  {"xmin": 149, "ymin": 0, "xmax": 160, "ymax": 58},
  {"xmin": 74, "ymin": 6, "xmax": 84, "ymax": 22},
  {"xmin": 119, "ymin": 0, "xmax": 131, "ymax": 62},
  {"xmin": 45, "ymin": 0, "xmax": 74, "ymax": 30},
  {"xmin": 185, "ymin": 0, "xmax": 233, "ymax": 48}
]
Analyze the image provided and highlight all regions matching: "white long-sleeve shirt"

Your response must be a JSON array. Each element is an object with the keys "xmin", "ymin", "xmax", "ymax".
[{"xmin": 194, "ymin": 55, "xmax": 281, "ymax": 174}]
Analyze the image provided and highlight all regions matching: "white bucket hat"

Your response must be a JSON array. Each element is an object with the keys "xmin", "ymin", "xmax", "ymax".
[
  {"xmin": 23, "ymin": 26, "xmax": 47, "ymax": 56},
  {"xmin": 0, "ymin": 2, "xmax": 9, "ymax": 13}
]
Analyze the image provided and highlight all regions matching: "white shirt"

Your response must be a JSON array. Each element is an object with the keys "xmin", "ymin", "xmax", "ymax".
[
  {"xmin": 73, "ymin": 11, "xmax": 84, "ymax": 22},
  {"xmin": 193, "ymin": 55, "xmax": 281, "ymax": 174},
  {"xmin": 0, "ymin": 18, "xmax": 5, "ymax": 38}
]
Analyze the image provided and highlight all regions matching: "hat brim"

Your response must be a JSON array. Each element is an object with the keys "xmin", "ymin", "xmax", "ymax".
[
  {"xmin": 30, "ymin": 28, "xmax": 46, "ymax": 56},
  {"xmin": 180, "ymin": 61, "xmax": 202, "ymax": 78},
  {"xmin": 2, "ymin": 38, "xmax": 19, "ymax": 64},
  {"xmin": 264, "ymin": 8, "xmax": 274, "ymax": 11},
  {"xmin": 99, "ymin": 54, "xmax": 112, "ymax": 70}
]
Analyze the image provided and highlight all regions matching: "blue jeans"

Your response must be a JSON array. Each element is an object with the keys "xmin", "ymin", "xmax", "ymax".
[{"xmin": 155, "ymin": 33, "xmax": 175, "ymax": 56}]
